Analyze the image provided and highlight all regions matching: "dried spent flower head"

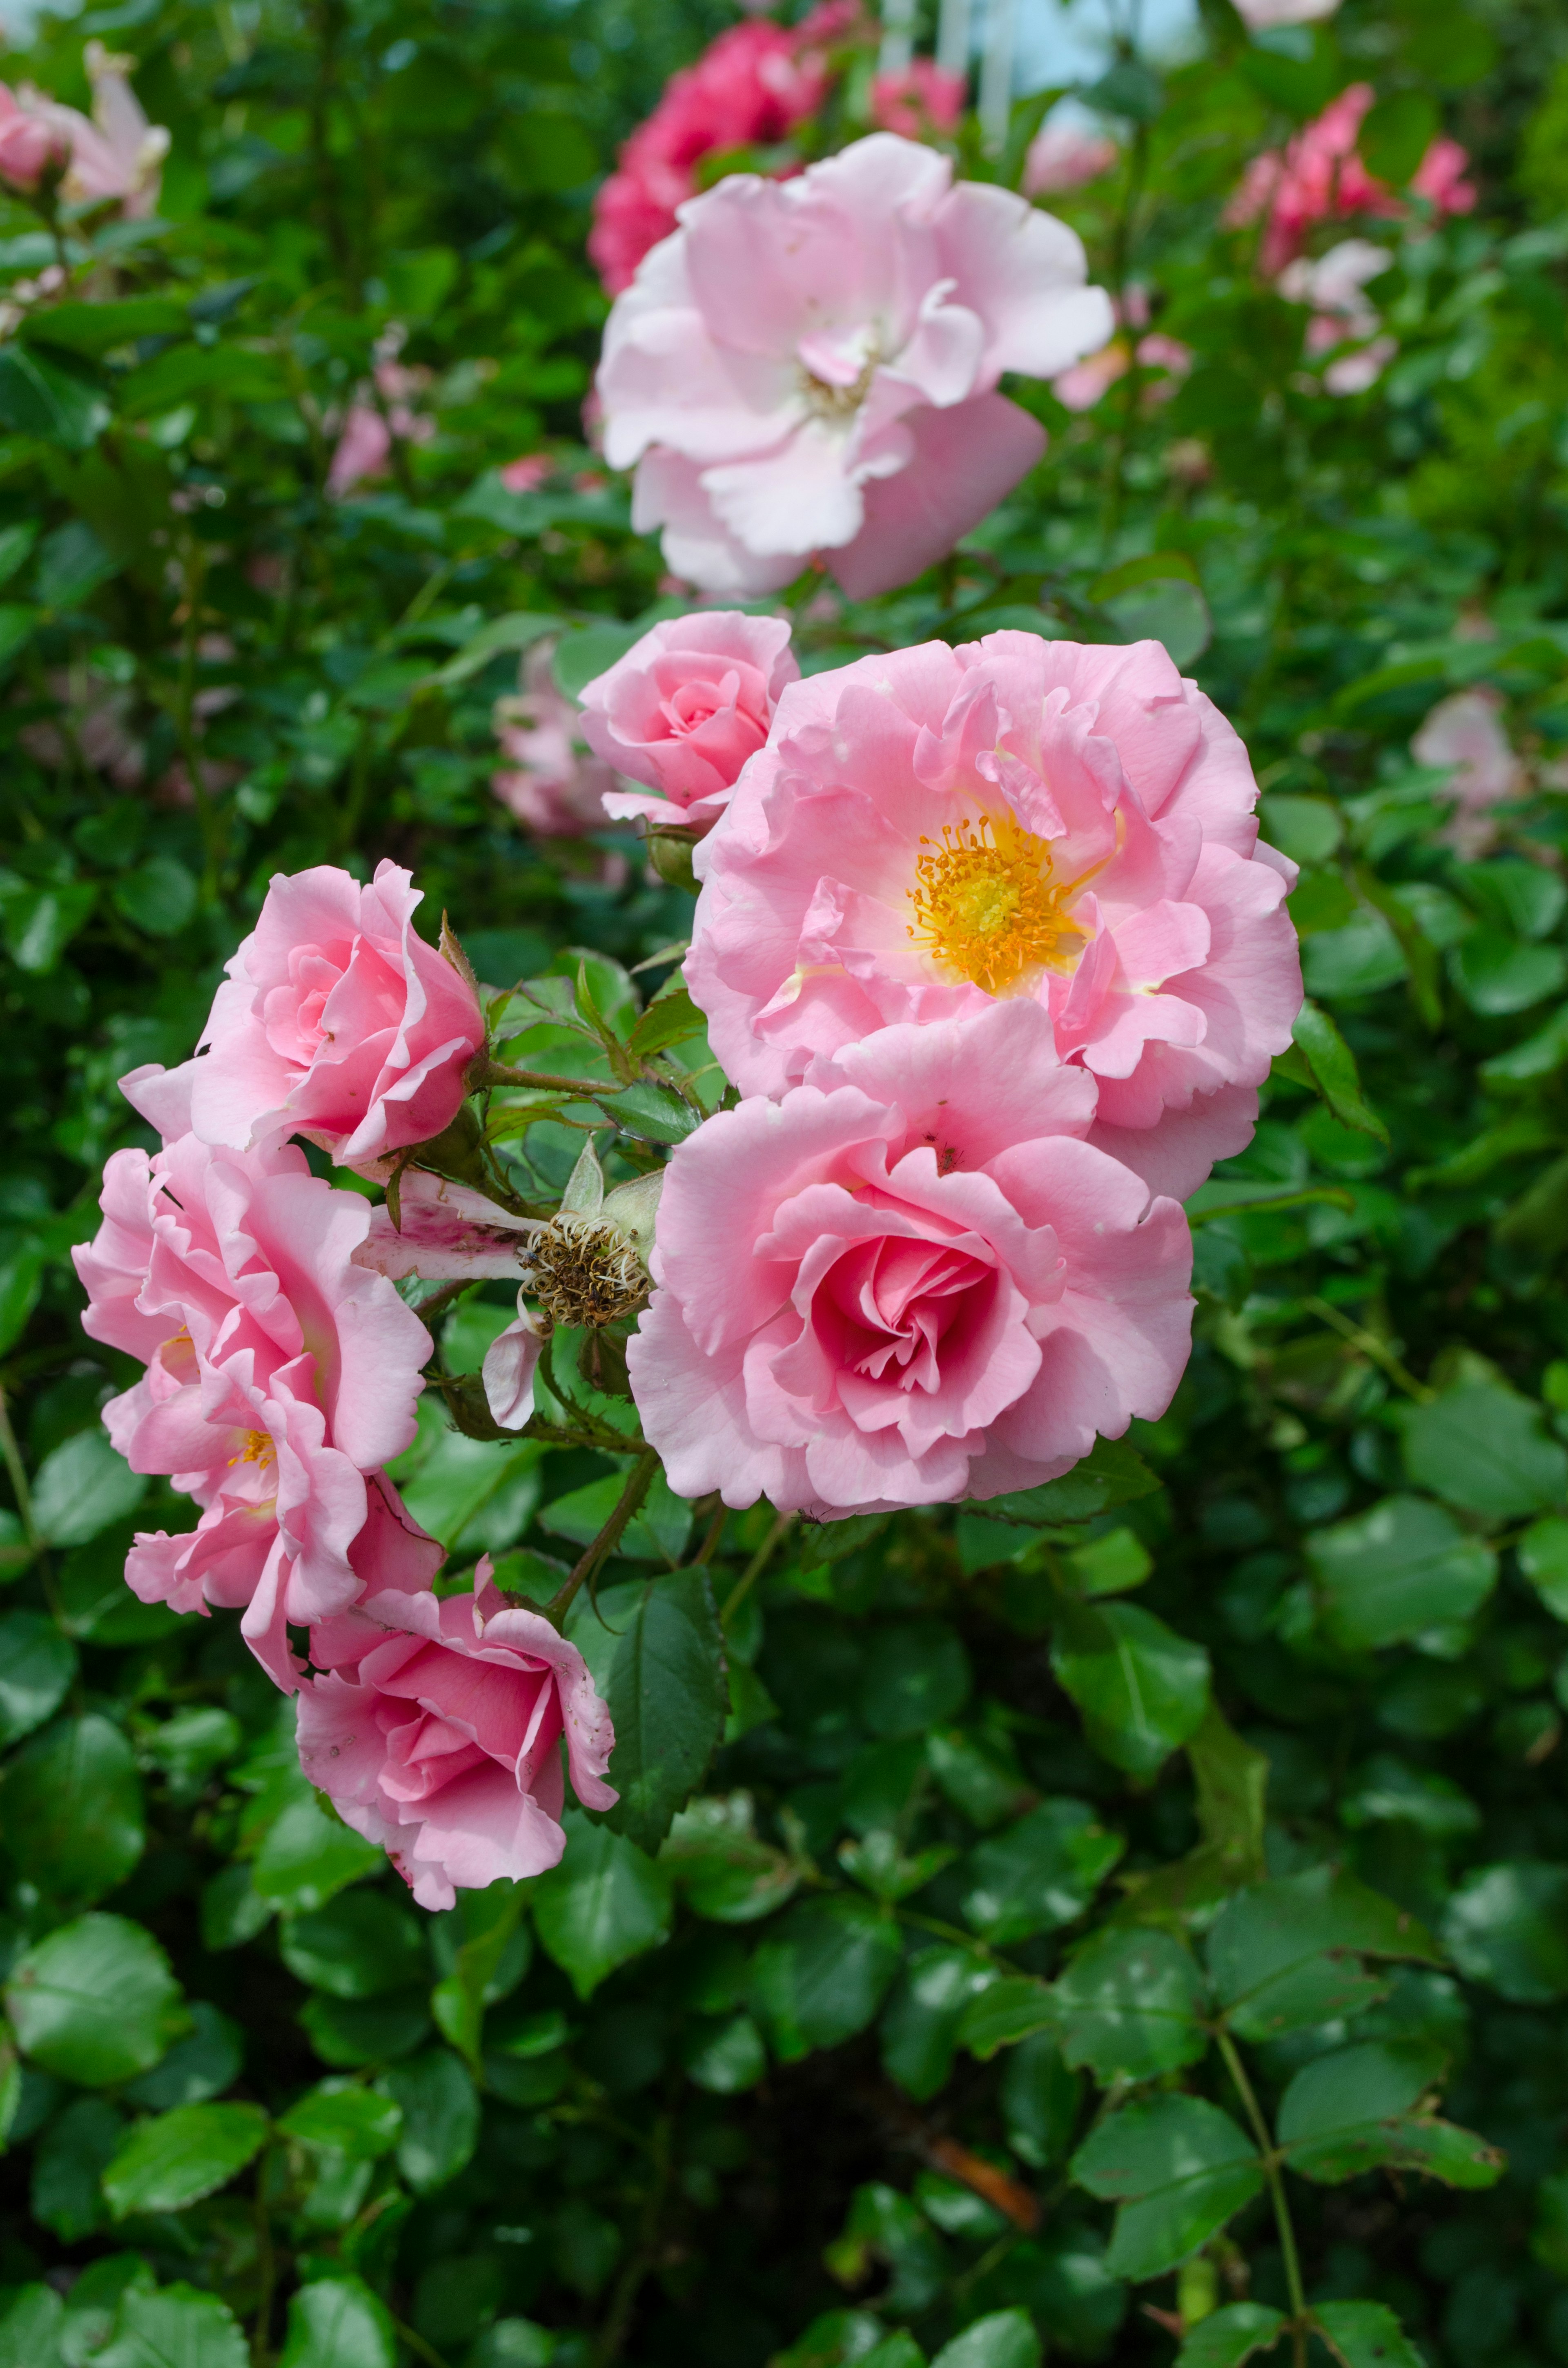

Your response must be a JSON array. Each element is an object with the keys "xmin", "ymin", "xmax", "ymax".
[{"xmin": 526, "ymin": 1212, "xmax": 649, "ymax": 1330}]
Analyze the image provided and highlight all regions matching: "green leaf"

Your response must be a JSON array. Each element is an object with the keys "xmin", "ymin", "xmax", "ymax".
[
  {"xmin": 95, "ymin": 2283, "xmax": 248, "ymax": 2368},
  {"xmin": 660, "ymin": 1793, "xmax": 802, "ymax": 1923},
  {"xmin": 960, "ymin": 1800, "xmax": 1124, "ymax": 1944},
  {"xmin": 112, "ymin": 856, "xmax": 199, "ymax": 939},
  {"xmin": 0, "ymin": 1610, "xmax": 77, "ymax": 1746},
  {"xmin": 381, "ymin": 2049, "xmax": 479, "ymax": 2194},
  {"xmin": 980, "ymin": 1437, "xmax": 1161, "ymax": 1527},
  {"xmin": 958, "ymin": 1975, "xmax": 1057, "ymax": 2060},
  {"xmin": 552, "ymin": 620, "xmax": 646, "ymax": 699},
  {"xmin": 930, "ymin": 2311, "xmax": 1041, "ymax": 2368},
  {"xmin": 1071, "ymin": 2095, "xmax": 1264, "ymax": 2281},
  {"xmin": 597, "ymin": 1570, "xmax": 728, "ymax": 1853},
  {"xmin": 626, "ymin": 985, "xmax": 707, "ymax": 1059},
  {"xmin": 1307, "ymin": 1495, "xmax": 1497, "ymax": 1650},
  {"xmin": 530, "ymin": 1810, "xmax": 673, "ymax": 1998},
  {"xmin": 749, "ymin": 1894, "xmax": 904, "ymax": 2061},
  {"xmin": 1051, "ymin": 1600, "xmax": 1210, "ymax": 1777},
  {"xmin": 1399, "ymin": 1380, "xmax": 1568, "ymax": 1520},
  {"xmin": 277, "ymin": 2277, "xmax": 397, "ymax": 2368},
  {"xmin": 277, "ymin": 2081, "xmax": 403, "ymax": 2158},
  {"xmin": 430, "ymin": 1883, "xmax": 526, "ymax": 2071},
  {"xmin": 32, "ymin": 2094, "xmax": 122, "ymax": 2238},
  {"xmin": 1175, "ymin": 2303, "xmax": 1287, "ymax": 2368},
  {"xmin": 30, "ymin": 1429, "xmax": 147, "ymax": 1546},
  {"xmin": 5, "ymin": 1915, "xmax": 186, "ymax": 2085},
  {"xmin": 251, "ymin": 1790, "xmax": 383, "ymax": 1911},
  {"xmin": 1450, "ymin": 931, "xmax": 1566, "ymax": 1017},
  {"xmin": 0, "ymin": 1712, "xmax": 145, "ymax": 1901},
  {"xmin": 597, "ymin": 1077, "xmax": 702, "ymax": 1144},
  {"xmin": 1053, "ymin": 1928, "xmax": 1209, "ymax": 2083},
  {"xmin": 1442, "ymin": 1861, "xmax": 1568, "ymax": 2001},
  {"xmin": 23, "ymin": 297, "xmax": 188, "ymax": 356},
  {"xmin": 1312, "ymin": 2301, "xmax": 1425, "ymax": 2368},
  {"xmin": 124, "ymin": 2002, "xmax": 243, "ymax": 2109},
  {"xmin": 862, "ymin": 1621, "xmax": 972, "ymax": 1737},
  {"xmin": 1000, "ymin": 2031, "xmax": 1082, "ymax": 2170},
  {"xmin": 682, "ymin": 2011, "xmax": 767, "ymax": 2094},
  {"xmin": 1207, "ymin": 1867, "xmax": 1439, "ymax": 2041},
  {"xmin": 880, "ymin": 1947, "xmax": 1001, "ymax": 2100},
  {"xmin": 1291, "ymin": 1001, "xmax": 1391, "ymax": 1145},
  {"xmin": 1187, "ymin": 1704, "xmax": 1270, "ymax": 1889},
  {"xmin": 544, "ymin": 1470, "xmax": 690, "ymax": 1565},
  {"xmin": 1276, "ymin": 2039, "xmax": 1503, "ymax": 2188},
  {"xmin": 0, "ymin": 343, "xmax": 108, "ymax": 450},
  {"xmin": 102, "ymin": 2101, "xmax": 270, "ymax": 2217},
  {"xmin": 1519, "ymin": 1514, "xmax": 1568, "ymax": 1620},
  {"xmin": 0, "ymin": 2285, "xmax": 63, "ymax": 2368},
  {"xmin": 1361, "ymin": 90, "xmax": 1440, "ymax": 184},
  {"xmin": 279, "ymin": 1889, "xmax": 427, "ymax": 1998},
  {"xmin": 0, "ymin": 879, "xmax": 97, "ymax": 973}
]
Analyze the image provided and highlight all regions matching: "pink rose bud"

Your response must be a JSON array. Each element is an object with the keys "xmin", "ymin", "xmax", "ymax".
[
  {"xmin": 298, "ymin": 1560, "xmax": 618, "ymax": 1909},
  {"xmin": 137, "ymin": 860, "xmax": 486, "ymax": 1168},
  {"xmin": 627, "ymin": 1001, "xmax": 1194, "ymax": 1516},
  {"xmin": 579, "ymin": 610, "xmax": 800, "ymax": 835}
]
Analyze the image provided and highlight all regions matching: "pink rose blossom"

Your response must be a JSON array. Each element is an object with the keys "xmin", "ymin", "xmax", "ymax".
[
  {"xmin": 499, "ymin": 453, "xmax": 552, "ymax": 494},
  {"xmin": 1412, "ymin": 687, "xmax": 1526, "ymax": 857},
  {"xmin": 143, "ymin": 860, "xmax": 485, "ymax": 1168},
  {"xmin": 1280, "ymin": 239, "xmax": 1397, "ymax": 394},
  {"xmin": 492, "ymin": 642, "xmax": 621, "ymax": 837},
  {"xmin": 1227, "ymin": 84, "xmax": 1474, "ymax": 276},
  {"xmin": 354, "ymin": 1170, "xmax": 537, "ymax": 1283},
  {"xmin": 4, "ymin": 45, "xmax": 169, "ymax": 218},
  {"xmin": 73, "ymin": 1106, "xmax": 433, "ymax": 1688},
  {"xmin": 327, "ymin": 348, "xmax": 436, "ymax": 496},
  {"xmin": 298, "ymin": 1561, "xmax": 618, "ymax": 1909},
  {"xmin": 588, "ymin": 3, "xmax": 863, "ymax": 296},
  {"xmin": 0, "ymin": 86, "xmax": 66, "ymax": 187},
  {"xmin": 598, "ymin": 133, "xmax": 1113, "ymax": 602},
  {"xmin": 579, "ymin": 610, "xmax": 800, "ymax": 834},
  {"xmin": 627, "ymin": 1001, "xmax": 1194, "ymax": 1515},
  {"xmin": 685, "ymin": 631, "xmax": 1301, "ymax": 1200},
  {"xmin": 869, "ymin": 60, "xmax": 965, "ymax": 140},
  {"xmin": 1022, "ymin": 121, "xmax": 1118, "ymax": 197}
]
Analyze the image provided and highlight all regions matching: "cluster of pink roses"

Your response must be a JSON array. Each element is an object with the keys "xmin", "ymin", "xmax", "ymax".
[{"xmin": 75, "ymin": 863, "xmax": 617, "ymax": 1906}]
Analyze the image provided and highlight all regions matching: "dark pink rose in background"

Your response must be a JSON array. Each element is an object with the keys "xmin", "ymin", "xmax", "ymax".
[
  {"xmin": 299, "ymin": 1561, "xmax": 618, "ymax": 1909},
  {"xmin": 580, "ymin": 610, "xmax": 800, "ymax": 834},
  {"xmin": 628, "ymin": 1001, "xmax": 1194, "ymax": 1517},
  {"xmin": 1226, "ymin": 83, "xmax": 1474, "ymax": 276},
  {"xmin": 138, "ymin": 859, "xmax": 485, "ymax": 1168},
  {"xmin": 869, "ymin": 59, "xmax": 965, "ymax": 140},
  {"xmin": 73, "ymin": 1090, "xmax": 433, "ymax": 1687}
]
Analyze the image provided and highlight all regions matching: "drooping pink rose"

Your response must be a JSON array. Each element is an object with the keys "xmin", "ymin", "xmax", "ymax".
[
  {"xmin": 685, "ymin": 631, "xmax": 1301, "ymax": 1200},
  {"xmin": 5, "ymin": 44, "xmax": 169, "ymax": 218},
  {"xmin": 298, "ymin": 1561, "xmax": 618, "ymax": 1909},
  {"xmin": 1227, "ymin": 84, "xmax": 1474, "ymax": 276},
  {"xmin": 73, "ymin": 1099, "xmax": 434, "ymax": 1688},
  {"xmin": 353, "ymin": 1170, "xmax": 537, "ymax": 1282},
  {"xmin": 627, "ymin": 1001, "xmax": 1194, "ymax": 1516},
  {"xmin": 579, "ymin": 611, "xmax": 800, "ymax": 834},
  {"xmin": 492, "ymin": 642, "xmax": 622, "ymax": 837},
  {"xmin": 136, "ymin": 860, "xmax": 484, "ymax": 1168},
  {"xmin": 1412, "ymin": 687, "xmax": 1526, "ymax": 858},
  {"xmin": 588, "ymin": 2, "xmax": 865, "ymax": 296},
  {"xmin": 1022, "ymin": 121, "xmax": 1118, "ymax": 197},
  {"xmin": 869, "ymin": 60, "xmax": 965, "ymax": 140},
  {"xmin": 598, "ymin": 133, "xmax": 1113, "ymax": 603}
]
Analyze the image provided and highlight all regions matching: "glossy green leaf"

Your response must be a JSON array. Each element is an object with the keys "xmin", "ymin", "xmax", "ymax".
[
  {"xmin": 0, "ymin": 2285, "xmax": 63, "ymax": 2368},
  {"xmin": 1277, "ymin": 2039, "xmax": 1502, "ymax": 2187},
  {"xmin": 960, "ymin": 1800, "xmax": 1124, "ymax": 1945},
  {"xmin": 1308, "ymin": 1496, "xmax": 1497, "ymax": 1650},
  {"xmin": 1399, "ymin": 1380, "xmax": 1568, "ymax": 1520},
  {"xmin": 250, "ymin": 1790, "xmax": 383, "ymax": 1912},
  {"xmin": 124, "ymin": 2003, "xmax": 243, "ymax": 2110},
  {"xmin": 530, "ymin": 1810, "xmax": 673, "ymax": 1998},
  {"xmin": 381, "ymin": 2049, "xmax": 479, "ymax": 2194},
  {"xmin": 102, "ymin": 2101, "xmax": 270, "ymax": 2217},
  {"xmin": 1053, "ymin": 1927, "xmax": 1209, "ymax": 2083},
  {"xmin": 31, "ymin": 2095, "xmax": 122, "ymax": 2239},
  {"xmin": 594, "ymin": 1570, "xmax": 728, "ymax": 1853},
  {"xmin": 0, "ymin": 1610, "xmax": 76, "ymax": 1746},
  {"xmin": 1175, "ymin": 2303, "xmax": 1287, "ymax": 2367},
  {"xmin": 1312, "ymin": 2301, "xmax": 1425, "ymax": 2368},
  {"xmin": 958, "ymin": 1975, "xmax": 1057, "ymax": 2060},
  {"xmin": 1442, "ymin": 1861, "xmax": 1568, "ymax": 2000},
  {"xmin": 95, "ymin": 2282, "xmax": 248, "ymax": 2368},
  {"xmin": 0, "ymin": 343, "xmax": 108, "ymax": 450},
  {"xmin": 880, "ymin": 1947, "xmax": 1000, "ymax": 2100},
  {"xmin": 29, "ymin": 1430, "xmax": 146, "ymax": 1547},
  {"xmin": 276, "ymin": 2082, "xmax": 402, "ymax": 2158},
  {"xmin": 980, "ymin": 1437, "xmax": 1161, "ymax": 1527},
  {"xmin": 1292, "ymin": 999, "xmax": 1391, "ymax": 1144},
  {"xmin": 277, "ymin": 2277, "xmax": 397, "ymax": 2368},
  {"xmin": 930, "ymin": 2310, "xmax": 1040, "ymax": 2368},
  {"xmin": 749, "ymin": 1894, "xmax": 903, "ymax": 2061},
  {"xmin": 1071, "ymin": 2095, "xmax": 1263, "ymax": 2280},
  {"xmin": 660, "ymin": 1793, "xmax": 802, "ymax": 1923},
  {"xmin": 6, "ymin": 1915, "xmax": 186, "ymax": 2086},
  {"xmin": 279, "ymin": 1889, "xmax": 427, "ymax": 1998},
  {"xmin": 1050, "ymin": 1600, "xmax": 1210, "ymax": 1776},
  {"xmin": 1, "ymin": 1712, "xmax": 144, "ymax": 1901},
  {"xmin": 1207, "ymin": 1867, "xmax": 1439, "ymax": 2040}
]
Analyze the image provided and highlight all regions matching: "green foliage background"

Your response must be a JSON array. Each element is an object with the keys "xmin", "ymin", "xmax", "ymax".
[{"xmin": 6, "ymin": 2, "xmax": 1568, "ymax": 2365}]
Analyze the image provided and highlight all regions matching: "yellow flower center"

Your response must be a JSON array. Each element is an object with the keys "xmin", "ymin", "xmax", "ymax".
[
  {"xmin": 907, "ymin": 811, "xmax": 1085, "ymax": 997},
  {"xmin": 231, "ymin": 1429, "xmax": 276, "ymax": 1471}
]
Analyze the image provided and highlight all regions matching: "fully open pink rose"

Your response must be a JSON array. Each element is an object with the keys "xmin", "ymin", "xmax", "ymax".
[
  {"xmin": 627, "ymin": 1002, "xmax": 1193, "ymax": 1515},
  {"xmin": 298, "ymin": 1562, "xmax": 618, "ymax": 1909},
  {"xmin": 142, "ymin": 859, "xmax": 484, "ymax": 1167},
  {"xmin": 598, "ymin": 133, "xmax": 1112, "ymax": 601},
  {"xmin": 74, "ymin": 1127, "xmax": 433, "ymax": 1687},
  {"xmin": 686, "ymin": 631, "xmax": 1301, "ymax": 1200},
  {"xmin": 579, "ymin": 611, "xmax": 800, "ymax": 832}
]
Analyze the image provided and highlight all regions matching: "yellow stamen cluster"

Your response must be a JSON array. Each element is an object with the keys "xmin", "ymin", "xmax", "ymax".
[
  {"xmin": 231, "ymin": 1429, "xmax": 276, "ymax": 1471},
  {"xmin": 907, "ymin": 811, "xmax": 1085, "ymax": 996}
]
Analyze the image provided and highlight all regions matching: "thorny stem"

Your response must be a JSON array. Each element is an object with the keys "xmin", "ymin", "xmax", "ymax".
[
  {"xmin": 547, "ymin": 1449, "xmax": 659, "ymax": 1628},
  {"xmin": 720, "ymin": 1510, "xmax": 794, "ymax": 1625},
  {"xmin": 478, "ymin": 1058, "xmax": 621, "ymax": 1098},
  {"xmin": 1216, "ymin": 2028, "xmax": 1307, "ymax": 2359},
  {"xmin": 692, "ymin": 1503, "xmax": 727, "ymax": 1566},
  {"xmin": 1304, "ymin": 1295, "xmax": 1435, "ymax": 1403}
]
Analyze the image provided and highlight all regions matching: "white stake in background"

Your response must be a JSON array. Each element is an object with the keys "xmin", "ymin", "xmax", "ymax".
[
  {"xmin": 878, "ymin": 0, "xmax": 917, "ymax": 76},
  {"xmin": 936, "ymin": 0, "xmax": 972, "ymax": 78},
  {"xmin": 978, "ymin": 0, "xmax": 1016, "ymax": 149}
]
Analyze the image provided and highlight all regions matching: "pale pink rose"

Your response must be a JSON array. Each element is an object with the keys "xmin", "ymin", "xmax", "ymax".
[
  {"xmin": 354, "ymin": 1170, "xmax": 537, "ymax": 1283},
  {"xmin": 0, "ymin": 85, "xmax": 66, "ymax": 187},
  {"xmin": 1022, "ymin": 122, "xmax": 1118, "ymax": 197},
  {"xmin": 1278, "ymin": 238, "xmax": 1395, "ymax": 392},
  {"xmin": 588, "ymin": 2, "xmax": 864, "ymax": 295},
  {"xmin": 499, "ymin": 453, "xmax": 552, "ymax": 494},
  {"xmin": 327, "ymin": 405, "xmax": 392, "ymax": 495},
  {"xmin": 685, "ymin": 631, "xmax": 1301, "ymax": 1200},
  {"xmin": 137, "ymin": 860, "xmax": 484, "ymax": 1168},
  {"xmin": 298, "ymin": 1561, "xmax": 618, "ymax": 1910},
  {"xmin": 1321, "ymin": 335, "xmax": 1396, "ymax": 395},
  {"xmin": 1227, "ymin": 84, "xmax": 1474, "ymax": 275},
  {"xmin": 327, "ymin": 352, "xmax": 435, "ymax": 495},
  {"xmin": 492, "ymin": 642, "xmax": 621, "ymax": 836},
  {"xmin": 73, "ymin": 1119, "xmax": 434, "ymax": 1688},
  {"xmin": 1412, "ymin": 687, "xmax": 1526, "ymax": 856},
  {"xmin": 1052, "ymin": 324, "xmax": 1190, "ymax": 412},
  {"xmin": 10, "ymin": 45, "xmax": 169, "ymax": 219},
  {"xmin": 579, "ymin": 611, "xmax": 800, "ymax": 834},
  {"xmin": 869, "ymin": 60, "xmax": 965, "ymax": 140},
  {"xmin": 598, "ymin": 133, "xmax": 1113, "ymax": 602},
  {"xmin": 627, "ymin": 1001, "xmax": 1194, "ymax": 1515}
]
